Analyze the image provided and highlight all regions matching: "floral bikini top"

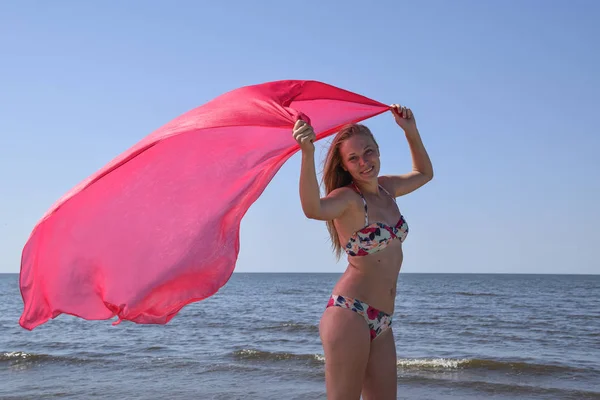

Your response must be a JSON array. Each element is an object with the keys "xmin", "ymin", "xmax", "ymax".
[{"xmin": 344, "ymin": 183, "xmax": 409, "ymax": 257}]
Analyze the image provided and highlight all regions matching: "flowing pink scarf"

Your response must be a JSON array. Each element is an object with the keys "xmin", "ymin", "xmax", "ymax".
[{"xmin": 19, "ymin": 80, "xmax": 390, "ymax": 330}]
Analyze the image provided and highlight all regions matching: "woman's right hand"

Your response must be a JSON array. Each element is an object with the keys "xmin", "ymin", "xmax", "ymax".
[{"xmin": 292, "ymin": 120, "xmax": 316, "ymax": 153}]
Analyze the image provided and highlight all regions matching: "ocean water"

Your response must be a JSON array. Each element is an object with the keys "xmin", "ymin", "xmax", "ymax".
[{"xmin": 1, "ymin": 273, "xmax": 599, "ymax": 399}]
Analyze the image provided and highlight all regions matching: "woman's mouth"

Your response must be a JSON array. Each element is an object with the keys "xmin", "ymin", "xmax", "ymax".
[{"xmin": 361, "ymin": 166, "xmax": 374, "ymax": 175}]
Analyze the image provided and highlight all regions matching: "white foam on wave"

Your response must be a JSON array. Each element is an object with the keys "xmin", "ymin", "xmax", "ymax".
[
  {"xmin": 2, "ymin": 352, "xmax": 32, "ymax": 359},
  {"xmin": 310, "ymin": 354, "xmax": 468, "ymax": 369},
  {"xmin": 238, "ymin": 349, "xmax": 259, "ymax": 356},
  {"xmin": 396, "ymin": 358, "xmax": 470, "ymax": 369}
]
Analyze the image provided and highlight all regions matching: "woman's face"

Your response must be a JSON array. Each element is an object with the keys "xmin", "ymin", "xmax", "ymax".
[{"xmin": 339, "ymin": 134, "xmax": 380, "ymax": 182}]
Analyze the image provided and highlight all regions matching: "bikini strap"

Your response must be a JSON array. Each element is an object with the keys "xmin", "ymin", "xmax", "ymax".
[
  {"xmin": 378, "ymin": 184, "xmax": 397, "ymax": 203},
  {"xmin": 352, "ymin": 182, "xmax": 369, "ymax": 225}
]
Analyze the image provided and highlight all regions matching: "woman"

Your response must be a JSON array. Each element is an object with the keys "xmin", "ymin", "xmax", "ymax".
[{"xmin": 292, "ymin": 104, "xmax": 433, "ymax": 399}]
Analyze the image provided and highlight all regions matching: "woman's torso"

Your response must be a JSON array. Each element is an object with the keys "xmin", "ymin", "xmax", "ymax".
[{"xmin": 331, "ymin": 180, "xmax": 407, "ymax": 315}]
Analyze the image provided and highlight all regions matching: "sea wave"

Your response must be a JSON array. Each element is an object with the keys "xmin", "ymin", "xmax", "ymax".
[
  {"xmin": 232, "ymin": 349, "xmax": 324, "ymax": 364},
  {"xmin": 0, "ymin": 351, "xmax": 88, "ymax": 364},
  {"xmin": 396, "ymin": 357, "xmax": 589, "ymax": 374},
  {"xmin": 230, "ymin": 350, "xmax": 591, "ymax": 376},
  {"xmin": 397, "ymin": 357, "xmax": 468, "ymax": 369}
]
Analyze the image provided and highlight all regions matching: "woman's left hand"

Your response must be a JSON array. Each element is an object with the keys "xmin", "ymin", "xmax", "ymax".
[{"xmin": 391, "ymin": 104, "xmax": 417, "ymax": 133}]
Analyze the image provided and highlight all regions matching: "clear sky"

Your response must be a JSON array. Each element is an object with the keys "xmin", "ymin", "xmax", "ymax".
[{"xmin": 1, "ymin": 1, "xmax": 598, "ymax": 274}]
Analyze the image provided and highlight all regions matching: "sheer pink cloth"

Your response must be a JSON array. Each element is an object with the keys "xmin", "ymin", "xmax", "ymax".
[{"xmin": 19, "ymin": 80, "xmax": 389, "ymax": 330}]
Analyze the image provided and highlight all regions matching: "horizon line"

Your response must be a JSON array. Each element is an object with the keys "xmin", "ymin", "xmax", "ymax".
[{"xmin": 0, "ymin": 271, "xmax": 598, "ymax": 276}]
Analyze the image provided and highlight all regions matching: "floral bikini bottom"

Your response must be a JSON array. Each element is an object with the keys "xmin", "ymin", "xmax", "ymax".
[{"xmin": 326, "ymin": 294, "xmax": 393, "ymax": 341}]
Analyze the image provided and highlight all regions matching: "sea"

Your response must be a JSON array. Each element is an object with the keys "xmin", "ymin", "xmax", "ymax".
[{"xmin": 1, "ymin": 273, "xmax": 599, "ymax": 399}]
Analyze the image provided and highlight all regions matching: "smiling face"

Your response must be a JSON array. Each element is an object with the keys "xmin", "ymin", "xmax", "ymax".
[{"xmin": 339, "ymin": 134, "xmax": 380, "ymax": 183}]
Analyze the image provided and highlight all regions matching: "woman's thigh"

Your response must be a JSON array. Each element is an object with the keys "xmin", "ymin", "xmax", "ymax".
[{"xmin": 319, "ymin": 306, "xmax": 371, "ymax": 400}]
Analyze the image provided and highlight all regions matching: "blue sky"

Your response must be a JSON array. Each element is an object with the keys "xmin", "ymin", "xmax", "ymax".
[{"xmin": 1, "ymin": 1, "xmax": 598, "ymax": 274}]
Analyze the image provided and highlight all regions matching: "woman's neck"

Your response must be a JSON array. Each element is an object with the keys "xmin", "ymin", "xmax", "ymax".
[{"xmin": 353, "ymin": 179, "xmax": 380, "ymax": 196}]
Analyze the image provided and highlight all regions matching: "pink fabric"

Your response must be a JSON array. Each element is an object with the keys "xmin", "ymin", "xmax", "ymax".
[{"xmin": 19, "ymin": 80, "xmax": 390, "ymax": 330}]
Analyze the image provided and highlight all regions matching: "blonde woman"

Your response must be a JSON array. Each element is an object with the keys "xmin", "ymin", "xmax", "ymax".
[{"xmin": 293, "ymin": 105, "xmax": 433, "ymax": 399}]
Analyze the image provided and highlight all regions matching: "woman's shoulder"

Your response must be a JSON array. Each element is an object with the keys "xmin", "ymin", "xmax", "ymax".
[
  {"xmin": 325, "ymin": 184, "xmax": 363, "ymax": 210},
  {"xmin": 327, "ymin": 184, "xmax": 357, "ymax": 199}
]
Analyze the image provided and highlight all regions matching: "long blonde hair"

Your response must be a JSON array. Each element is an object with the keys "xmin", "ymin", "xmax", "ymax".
[{"xmin": 322, "ymin": 123, "xmax": 379, "ymax": 258}]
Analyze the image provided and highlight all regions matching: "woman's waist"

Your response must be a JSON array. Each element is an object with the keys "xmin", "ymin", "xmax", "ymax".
[
  {"xmin": 347, "ymin": 249, "xmax": 403, "ymax": 277},
  {"xmin": 331, "ymin": 266, "xmax": 399, "ymax": 314}
]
